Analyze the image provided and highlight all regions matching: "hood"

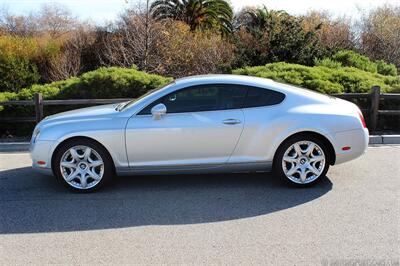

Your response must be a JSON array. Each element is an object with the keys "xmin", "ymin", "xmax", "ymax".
[{"xmin": 41, "ymin": 103, "xmax": 121, "ymax": 124}]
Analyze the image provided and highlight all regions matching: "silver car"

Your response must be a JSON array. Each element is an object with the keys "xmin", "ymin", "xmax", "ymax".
[{"xmin": 30, "ymin": 75, "xmax": 369, "ymax": 192}]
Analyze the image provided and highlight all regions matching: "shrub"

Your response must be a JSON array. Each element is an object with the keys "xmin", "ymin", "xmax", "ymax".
[
  {"xmin": 232, "ymin": 62, "xmax": 400, "ymax": 94},
  {"xmin": 314, "ymin": 58, "xmax": 342, "ymax": 68},
  {"xmin": 0, "ymin": 58, "xmax": 40, "ymax": 93},
  {"xmin": 0, "ymin": 36, "xmax": 41, "ymax": 92},
  {"xmin": 332, "ymin": 50, "xmax": 377, "ymax": 73},
  {"xmin": 8, "ymin": 67, "xmax": 173, "ymax": 100},
  {"xmin": 0, "ymin": 91, "xmax": 17, "ymax": 111},
  {"xmin": 319, "ymin": 50, "xmax": 398, "ymax": 77},
  {"xmin": 60, "ymin": 67, "xmax": 172, "ymax": 98},
  {"xmin": 376, "ymin": 60, "xmax": 398, "ymax": 76}
]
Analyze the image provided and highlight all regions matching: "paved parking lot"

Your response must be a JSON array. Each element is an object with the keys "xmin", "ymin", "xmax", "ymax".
[{"xmin": 0, "ymin": 146, "xmax": 399, "ymax": 265}]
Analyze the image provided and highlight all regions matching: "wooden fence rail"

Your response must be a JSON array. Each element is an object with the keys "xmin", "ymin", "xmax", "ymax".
[
  {"xmin": 0, "ymin": 86, "xmax": 399, "ymax": 132},
  {"xmin": 0, "ymin": 96, "xmax": 132, "ymax": 124}
]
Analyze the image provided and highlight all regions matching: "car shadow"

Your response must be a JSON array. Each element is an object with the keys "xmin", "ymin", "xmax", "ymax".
[{"xmin": 0, "ymin": 166, "xmax": 332, "ymax": 234}]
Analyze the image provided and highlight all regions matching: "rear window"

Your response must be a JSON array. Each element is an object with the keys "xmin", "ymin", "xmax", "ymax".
[{"xmin": 243, "ymin": 86, "xmax": 285, "ymax": 108}]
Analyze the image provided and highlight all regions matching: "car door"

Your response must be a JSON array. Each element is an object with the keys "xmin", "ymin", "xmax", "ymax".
[{"xmin": 125, "ymin": 84, "xmax": 247, "ymax": 168}]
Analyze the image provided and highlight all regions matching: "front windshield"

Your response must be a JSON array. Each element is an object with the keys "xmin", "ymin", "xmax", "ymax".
[{"xmin": 118, "ymin": 81, "xmax": 175, "ymax": 111}]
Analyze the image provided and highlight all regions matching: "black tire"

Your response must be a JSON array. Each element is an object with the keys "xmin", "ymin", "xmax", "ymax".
[
  {"xmin": 273, "ymin": 134, "xmax": 330, "ymax": 187},
  {"xmin": 53, "ymin": 138, "xmax": 114, "ymax": 192}
]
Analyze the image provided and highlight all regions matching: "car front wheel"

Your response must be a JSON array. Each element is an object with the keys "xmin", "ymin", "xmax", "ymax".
[
  {"xmin": 53, "ymin": 139, "xmax": 113, "ymax": 192},
  {"xmin": 274, "ymin": 135, "xmax": 330, "ymax": 187}
]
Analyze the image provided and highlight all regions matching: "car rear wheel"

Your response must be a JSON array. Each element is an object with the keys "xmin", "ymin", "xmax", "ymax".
[
  {"xmin": 53, "ymin": 139, "xmax": 113, "ymax": 192},
  {"xmin": 274, "ymin": 135, "xmax": 330, "ymax": 187}
]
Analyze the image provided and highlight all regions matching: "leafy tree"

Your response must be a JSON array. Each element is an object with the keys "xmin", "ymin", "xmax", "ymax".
[
  {"xmin": 99, "ymin": 6, "xmax": 164, "ymax": 72},
  {"xmin": 359, "ymin": 4, "xmax": 400, "ymax": 69},
  {"xmin": 233, "ymin": 7, "xmax": 328, "ymax": 68},
  {"xmin": 37, "ymin": 3, "xmax": 77, "ymax": 38},
  {"xmin": 301, "ymin": 11, "xmax": 355, "ymax": 52},
  {"xmin": 0, "ymin": 7, "xmax": 38, "ymax": 36},
  {"xmin": 154, "ymin": 21, "xmax": 234, "ymax": 77},
  {"xmin": 150, "ymin": 0, "xmax": 233, "ymax": 35}
]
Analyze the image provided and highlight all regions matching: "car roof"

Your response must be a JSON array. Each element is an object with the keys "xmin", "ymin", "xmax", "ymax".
[{"xmin": 174, "ymin": 74, "xmax": 276, "ymax": 87}]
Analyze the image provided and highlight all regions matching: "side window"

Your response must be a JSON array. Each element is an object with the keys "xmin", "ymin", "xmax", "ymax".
[
  {"xmin": 138, "ymin": 84, "xmax": 247, "ymax": 115},
  {"xmin": 244, "ymin": 87, "xmax": 285, "ymax": 108},
  {"xmin": 164, "ymin": 85, "xmax": 218, "ymax": 113}
]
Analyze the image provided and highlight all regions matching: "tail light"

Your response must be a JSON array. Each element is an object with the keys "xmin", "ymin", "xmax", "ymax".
[{"xmin": 358, "ymin": 111, "xmax": 367, "ymax": 128}]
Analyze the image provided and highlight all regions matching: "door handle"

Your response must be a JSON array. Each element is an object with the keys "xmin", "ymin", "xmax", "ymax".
[{"xmin": 222, "ymin": 119, "xmax": 241, "ymax": 125}]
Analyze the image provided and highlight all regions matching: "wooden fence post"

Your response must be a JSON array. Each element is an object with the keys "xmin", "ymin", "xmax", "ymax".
[
  {"xmin": 34, "ymin": 93, "xmax": 43, "ymax": 124},
  {"xmin": 370, "ymin": 86, "xmax": 380, "ymax": 132}
]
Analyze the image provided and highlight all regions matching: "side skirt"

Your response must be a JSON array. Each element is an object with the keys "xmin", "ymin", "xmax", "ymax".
[{"xmin": 116, "ymin": 161, "xmax": 273, "ymax": 176}]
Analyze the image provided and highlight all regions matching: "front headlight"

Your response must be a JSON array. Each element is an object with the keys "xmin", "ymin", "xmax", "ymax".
[{"xmin": 32, "ymin": 128, "xmax": 41, "ymax": 144}]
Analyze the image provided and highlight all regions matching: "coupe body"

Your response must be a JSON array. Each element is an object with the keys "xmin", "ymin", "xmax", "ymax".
[{"xmin": 30, "ymin": 75, "xmax": 369, "ymax": 191}]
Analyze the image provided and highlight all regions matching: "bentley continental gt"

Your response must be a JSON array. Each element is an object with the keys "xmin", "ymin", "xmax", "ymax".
[{"xmin": 30, "ymin": 75, "xmax": 369, "ymax": 192}]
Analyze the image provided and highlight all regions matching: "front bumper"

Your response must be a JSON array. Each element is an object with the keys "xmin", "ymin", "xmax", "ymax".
[{"xmin": 30, "ymin": 140, "xmax": 55, "ymax": 174}]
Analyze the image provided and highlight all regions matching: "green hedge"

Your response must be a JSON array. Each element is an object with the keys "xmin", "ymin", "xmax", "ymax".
[
  {"xmin": 331, "ymin": 50, "xmax": 397, "ymax": 76},
  {"xmin": 6, "ymin": 67, "xmax": 172, "ymax": 101},
  {"xmin": 0, "ymin": 66, "xmax": 172, "ymax": 109},
  {"xmin": 1, "ymin": 62, "xmax": 397, "ymax": 103},
  {"xmin": 232, "ymin": 62, "xmax": 400, "ymax": 94}
]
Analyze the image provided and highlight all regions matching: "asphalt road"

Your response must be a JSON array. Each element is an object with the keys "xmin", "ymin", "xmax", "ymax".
[{"xmin": 0, "ymin": 146, "xmax": 399, "ymax": 265}]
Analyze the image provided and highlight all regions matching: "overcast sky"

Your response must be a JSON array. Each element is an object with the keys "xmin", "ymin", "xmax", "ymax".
[{"xmin": 2, "ymin": 0, "xmax": 399, "ymax": 24}]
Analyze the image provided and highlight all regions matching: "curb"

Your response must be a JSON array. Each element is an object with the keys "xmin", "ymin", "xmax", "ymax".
[
  {"xmin": 0, "ymin": 142, "xmax": 30, "ymax": 152},
  {"xmin": 369, "ymin": 135, "xmax": 383, "ymax": 144},
  {"xmin": 381, "ymin": 135, "xmax": 400, "ymax": 144},
  {"xmin": 0, "ymin": 135, "xmax": 399, "ymax": 152},
  {"xmin": 369, "ymin": 135, "xmax": 400, "ymax": 145}
]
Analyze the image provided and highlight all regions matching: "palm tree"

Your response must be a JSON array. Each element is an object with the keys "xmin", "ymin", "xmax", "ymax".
[
  {"xmin": 150, "ymin": 0, "xmax": 233, "ymax": 35},
  {"xmin": 241, "ymin": 6, "xmax": 287, "ymax": 31}
]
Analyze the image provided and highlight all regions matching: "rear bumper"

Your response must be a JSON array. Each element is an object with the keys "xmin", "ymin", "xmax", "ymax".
[{"xmin": 330, "ymin": 128, "xmax": 369, "ymax": 165}]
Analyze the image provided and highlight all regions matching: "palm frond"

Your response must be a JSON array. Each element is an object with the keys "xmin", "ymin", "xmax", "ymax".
[{"xmin": 150, "ymin": 0, "xmax": 233, "ymax": 35}]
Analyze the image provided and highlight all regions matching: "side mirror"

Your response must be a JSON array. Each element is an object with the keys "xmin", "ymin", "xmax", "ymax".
[{"xmin": 151, "ymin": 103, "xmax": 167, "ymax": 120}]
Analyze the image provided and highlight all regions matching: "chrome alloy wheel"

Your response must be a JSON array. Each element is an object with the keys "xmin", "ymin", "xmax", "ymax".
[
  {"xmin": 281, "ymin": 141, "xmax": 326, "ymax": 184},
  {"xmin": 60, "ymin": 145, "xmax": 104, "ymax": 190}
]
